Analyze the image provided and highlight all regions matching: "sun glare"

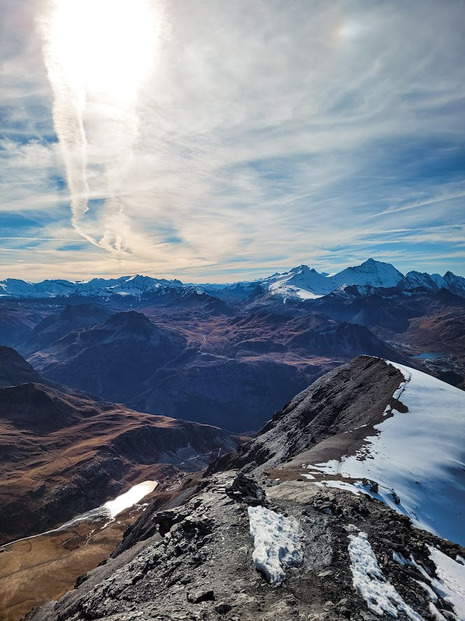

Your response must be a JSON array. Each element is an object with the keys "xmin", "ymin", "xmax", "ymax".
[{"xmin": 47, "ymin": 0, "xmax": 158, "ymax": 105}]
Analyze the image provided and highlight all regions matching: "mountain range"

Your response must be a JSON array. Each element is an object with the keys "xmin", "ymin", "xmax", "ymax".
[
  {"xmin": 1, "ymin": 258, "xmax": 465, "ymax": 301},
  {"xmin": 1, "ymin": 259, "xmax": 464, "ymax": 620},
  {"xmin": 0, "ymin": 259, "xmax": 464, "ymax": 434}
]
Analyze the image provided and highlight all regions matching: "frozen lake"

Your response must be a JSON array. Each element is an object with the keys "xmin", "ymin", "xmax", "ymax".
[
  {"xmin": 413, "ymin": 352, "xmax": 444, "ymax": 360},
  {"xmin": 104, "ymin": 481, "xmax": 158, "ymax": 518}
]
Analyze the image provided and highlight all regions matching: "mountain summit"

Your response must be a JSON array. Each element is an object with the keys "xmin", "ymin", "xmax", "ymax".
[
  {"xmin": 331, "ymin": 258, "xmax": 404, "ymax": 289},
  {"xmin": 27, "ymin": 356, "xmax": 465, "ymax": 621}
]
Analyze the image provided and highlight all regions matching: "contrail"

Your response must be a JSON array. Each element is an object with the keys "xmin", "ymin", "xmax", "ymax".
[
  {"xmin": 41, "ymin": 8, "xmax": 97, "ymax": 247},
  {"xmin": 39, "ymin": 0, "xmax": 160, "ymax": 254}
]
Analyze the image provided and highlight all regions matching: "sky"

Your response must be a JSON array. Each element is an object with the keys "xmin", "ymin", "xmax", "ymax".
[{"xmin": 1, "ymin": 0, "xmax": 465, "ymax": 283}]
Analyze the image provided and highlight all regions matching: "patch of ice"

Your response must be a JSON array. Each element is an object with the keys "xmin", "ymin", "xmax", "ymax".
[
  {"xmin": 306, "ymin": 459, "xmax": 342, "ymax": 475},
  {"xmin": 429, "ymin": 546, "xmax": 465, "ymax": 620},
  {"xmin": 104, "ymin": 481, "xmax": 158, "ymax": 518},
  {"xmin": 248, "ymin": 505, "xmax": 303, "ymax": 587},
  {"xmin": 301, "ymin": 473, "xmax": 315, "ymax": 480},
  {"xmin": 1, "ymin": 480, "xmax": 159, "ymax": 548},
  {"xmin": 392, "ymin": 551, "xmax": 432, "ymax": 582},
  {"xmin": 429, "ymin": 602, "xmax": 448, "ymax": 620},
  {"xmin": 415, "ymin": 579, "xmax": 439, "ymax": 603},
  {"xmin": 393, "ymin": 551, "xmax": 409, "ymax": 566},
  {"xmin": 348, "ymin": 531, "xmax": 422, "ymax": 620}
]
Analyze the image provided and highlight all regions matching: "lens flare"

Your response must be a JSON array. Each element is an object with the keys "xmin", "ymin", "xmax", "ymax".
[{"xmin": 47, "ymin": 0, "xmax": 157, "ymax": 105}]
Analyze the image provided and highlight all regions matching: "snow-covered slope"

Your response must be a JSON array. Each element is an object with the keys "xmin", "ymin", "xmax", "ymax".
[
  {"xmin": 402, "ymin": 270, "xmax": 442, "ymax": 291},
  {"xmin": 443, "ymin": 271, "xmax": 465, "ymax": 297},
  {"xmin": 0, "ymin": 275, "xmax": 183, "ymax": 298},
  {"xmin": 331, "ymin": 258, "xmax": 404, "ymax": 289},
  {"xmin": 307, "ymin": 362, "xmax": 465, "ymax": 546},
  {"xmin": 246, "ymin": 259, "xmax": 407, "ymax": 301},
  {"xmin": 261, "ymin": 265, "xmax": 334, "ymax": 299}
]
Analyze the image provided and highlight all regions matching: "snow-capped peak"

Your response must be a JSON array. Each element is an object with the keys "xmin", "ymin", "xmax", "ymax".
[
  {"xmin": 261, "ymin": 264, "xmax": 334, "ymax": 299},
  {"xmin": 331, "ymin": 258, "xmax": 404, "ymax": 289},
  {"xmin": 401, "ymin": 271, "xmax": 441, "ymax": 291},
  {"xmin": 0, "ymin": 260, "xmax": 463, "ymax": 300}
]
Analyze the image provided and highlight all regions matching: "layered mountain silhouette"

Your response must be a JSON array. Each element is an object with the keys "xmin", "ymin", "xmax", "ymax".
[
  {"xmin": 24, "ymin": 309, "xmax": 405, "ymax": 431},
  {"xmin": 2, "ymin": 258, "xmax": 464, "ymax": 300},
  {"xmin": 2, "ymin": 261, "xmax": 465, "ymax": 620}
]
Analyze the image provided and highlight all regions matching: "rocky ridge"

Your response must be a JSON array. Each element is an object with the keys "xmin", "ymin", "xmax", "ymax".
[
  {"xmin": 28, "ymin": 470, "xmax": 465, "ymax": 621},
  {"xmin": 27, "ymin": 357, "xmax": 465, "ymax": 621}
]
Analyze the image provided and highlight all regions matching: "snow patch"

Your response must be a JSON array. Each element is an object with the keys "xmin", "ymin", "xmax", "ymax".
[
  {"xmin": 348, "ymin": 531, "xmax": 422, "ymax": 620},
  {"xmin": 104, "ymin": 480, "xmax": 158, "ymax": 518},
  {"xmin": 429, "ymin": 546, "xmax": 465, "ymax": 620},
  {"xmin": 306, "ymin": 459, "xmax": 342, "ymax": 475},
  {"xmin": 315, "ymin": 480, "xmax": 363, "ymax": 495},
  {"xmin": 248, "ymin": 505, "xmax": 303, "ymax": 587}
]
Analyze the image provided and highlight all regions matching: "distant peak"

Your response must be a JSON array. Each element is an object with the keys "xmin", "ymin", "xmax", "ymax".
[
  {"xmin": 290, "ymin": 264, "xmax": 319, "ymax": 275},
  {"xmin": 107, "ymin": 310, "xmax": 152, "ymax": 325},
  {"xmin": 361, "ymin": 258, "xmax": 389, "ymax": 267}
]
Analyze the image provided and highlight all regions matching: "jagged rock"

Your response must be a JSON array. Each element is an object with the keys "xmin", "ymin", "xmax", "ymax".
[
  {"xmin": 225, "ymin": 472, "xmax": 267, "ymax": 506},
  {"xmin": 207, "ymin": 356, "xmax": 407, "ymax": 475},
  {"xmin": 187, "ymin": 589, "xmax": 215, "ymax": 603}
]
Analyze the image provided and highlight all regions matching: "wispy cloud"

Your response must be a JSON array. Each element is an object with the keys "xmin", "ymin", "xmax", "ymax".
[{"xmin": 1, "ymin": 0, "xmax": 465, "ymax": 279}]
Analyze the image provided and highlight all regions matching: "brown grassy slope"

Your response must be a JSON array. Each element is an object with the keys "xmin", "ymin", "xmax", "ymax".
[{"xmin": 0, "ymin": 382, "xmax": 237, "ymax": 544}]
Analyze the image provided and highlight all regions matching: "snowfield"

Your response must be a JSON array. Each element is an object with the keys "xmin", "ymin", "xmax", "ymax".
[
  {"xmin": 248, "ymin": 506, "xmax": 303, "ymax": 587},
  {"xmin": 305, "ymin": 362, "xmax": 465, "ymax": 546},
  {"xmin": 104, "ymin": 480, "xmax": 158, "ymax": 518}
]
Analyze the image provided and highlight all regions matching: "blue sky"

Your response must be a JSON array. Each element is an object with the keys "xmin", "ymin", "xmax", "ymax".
[{"xmin": 1, "ymin": 0, "xmax": 465, "ymax": 282}]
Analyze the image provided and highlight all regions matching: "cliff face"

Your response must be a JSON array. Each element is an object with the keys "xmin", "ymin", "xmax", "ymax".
[{"xmin": 26, "ymin": 356, "xmax": 465, "ymax": 621}]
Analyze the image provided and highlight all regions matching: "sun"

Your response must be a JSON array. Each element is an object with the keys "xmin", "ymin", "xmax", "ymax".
[{"xmin": 45, "ymin": 0, "xmax": 159, "ymax": 106}]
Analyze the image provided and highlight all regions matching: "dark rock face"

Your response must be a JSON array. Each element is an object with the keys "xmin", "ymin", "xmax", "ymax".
[
  {"xmin": 282, "ymin": 314, "xmax": 400, "ymax": 359},
  {"xmin": 140, "ymin": 356, "xmax": 311, "ymax": 431},
  {"xmin": 28, "ymin": 311, "xmax": 187, "ymax": 405},
  {"xmin": 0, "ymin": 382, "xmax": 105, "ymax": 431},
  {"xmin": 0, "ymin": 345, "xmax": 42, "ymax": 387},
  {"xmin": 19, "ymin": 303, "xmax": 111, "ymax": 355},
  {"xmin": 208, "ymin": 356, "xmax": 405, "ymax": 474}
]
